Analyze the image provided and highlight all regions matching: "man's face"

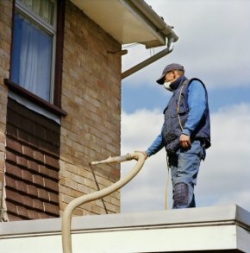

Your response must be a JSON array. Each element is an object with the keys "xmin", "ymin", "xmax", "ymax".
[{"xmin": 165, "ymin": 70, "xmax": 176, "ymax": 83}]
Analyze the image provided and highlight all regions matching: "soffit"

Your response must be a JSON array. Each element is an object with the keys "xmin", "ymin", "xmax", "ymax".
[{"xmin": 70, "ymin": 0, "xmax": 177, "ymax": 48}]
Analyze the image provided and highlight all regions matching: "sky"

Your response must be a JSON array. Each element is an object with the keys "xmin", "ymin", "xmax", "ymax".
[{"xmin": 120, "ymin": 0, "xmax": 250, "ymax": 213}]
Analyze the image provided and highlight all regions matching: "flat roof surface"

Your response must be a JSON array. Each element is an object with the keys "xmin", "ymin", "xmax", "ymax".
[{"xmin": 1, "ymin": 205, "xmax": 250, "ymax": 252}]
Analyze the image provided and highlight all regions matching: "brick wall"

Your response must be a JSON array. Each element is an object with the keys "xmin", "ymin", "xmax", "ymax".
[
  {"xmin": 0, "ymin": 0, "xmax": 12, "ymax": 220},
  {"xmin": 5, "ymin": 99, "xmax": 60, "ymax": 220},
  {"xmin": 59, "ymin": 1, "xmax": 122, "ymax": 216},
  {"xmin": 0, "ymin": 0, "xmax": 122, "ymax": 220}
]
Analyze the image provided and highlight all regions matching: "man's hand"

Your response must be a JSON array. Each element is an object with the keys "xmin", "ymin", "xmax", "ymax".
[
  {"xmin": 180, "ymin": 134, "xmax": 191, "ymax": 149},
  {"xmin": 135, "ymin": 151, "xmax": 149, "ymax": 160}
]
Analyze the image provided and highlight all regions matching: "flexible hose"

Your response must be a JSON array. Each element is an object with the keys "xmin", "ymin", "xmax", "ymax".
[{"xmin": 62, "ymin": 152, "xmax": 146, "ymax": 253}]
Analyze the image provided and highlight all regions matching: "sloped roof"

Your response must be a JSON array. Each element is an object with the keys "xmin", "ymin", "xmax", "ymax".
[{"xmin": 70, "ymin": 0, "xmax": 178, "ymax": 48}]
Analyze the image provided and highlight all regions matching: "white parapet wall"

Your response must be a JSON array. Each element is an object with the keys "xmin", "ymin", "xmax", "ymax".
[{"xmin": 0, "ymin": 205, "xmax": 250, "ymax": 253}]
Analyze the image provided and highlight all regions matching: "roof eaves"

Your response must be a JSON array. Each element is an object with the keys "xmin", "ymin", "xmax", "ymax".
[{"xmin": 121, "ymin": 0, "xmax": 178, "ymax": 48}]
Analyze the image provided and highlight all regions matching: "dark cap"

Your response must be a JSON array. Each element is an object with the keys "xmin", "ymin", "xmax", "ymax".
[{"xmin": 156, "ymin": 63, "xmax": 185, "ymax": 84}]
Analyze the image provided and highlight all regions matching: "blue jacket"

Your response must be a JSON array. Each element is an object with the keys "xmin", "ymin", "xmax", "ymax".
[{"xmin": 146, "ymin": 76, "xmax": 211, "ymax": 156}]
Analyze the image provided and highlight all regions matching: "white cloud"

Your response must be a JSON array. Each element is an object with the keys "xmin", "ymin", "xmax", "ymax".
[
  {"xmin": 121, "ymin": 109, "xmax": 163, "ymax": 149},
  {"xmin": 121, "ymin": 103, "xmax": 250, "ymax": 213},
  {"xmin": 120, "ymin": 0, "xmax": 250, "ymax": 215},
  {"xmin": 122, "ymin": 0, "xmax": 250, "ymax": 89}
]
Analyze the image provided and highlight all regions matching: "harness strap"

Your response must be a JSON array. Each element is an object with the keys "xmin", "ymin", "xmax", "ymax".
[{"xmin": 177, "ymin": 79, "xmax": 189, "ymax": 131}]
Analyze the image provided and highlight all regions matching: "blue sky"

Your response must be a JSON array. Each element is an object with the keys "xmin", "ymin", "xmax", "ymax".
[
  {"xmin": 122, "ymin": 84, "xmax": 250, "ymax": 114},
  {"xmin": 120, "ymin": 0, "xmax": 250, "ymax": 213}
]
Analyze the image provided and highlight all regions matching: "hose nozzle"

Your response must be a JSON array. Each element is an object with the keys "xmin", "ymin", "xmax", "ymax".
[{"xmin": 90, "ymin": 153, "xmax": 133, "ymax": 166}]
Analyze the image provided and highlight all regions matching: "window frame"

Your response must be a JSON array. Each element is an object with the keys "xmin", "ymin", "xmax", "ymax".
[{"xmin": 6, "ymin": 0, "xmax": 66, "ymax": 116}]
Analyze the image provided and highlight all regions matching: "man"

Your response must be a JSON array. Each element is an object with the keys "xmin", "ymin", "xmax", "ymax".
[{"xmin": 142, "ymin": 63, "xmax": 211, "ymax": 209}]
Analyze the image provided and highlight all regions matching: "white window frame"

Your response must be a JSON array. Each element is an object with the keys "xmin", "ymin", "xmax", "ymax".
[{"xmin": 14, "ymin": 0, "xmax": 57, "ymax": 103}]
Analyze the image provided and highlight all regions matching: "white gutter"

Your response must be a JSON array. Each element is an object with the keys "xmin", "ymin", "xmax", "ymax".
[
  {"xmin": 125, "ymin": 0, "xmax": 179, "ymax": 44},
  {"xmin": 121, "ymin": 0, "xmax": 178, "ymax": 79}
]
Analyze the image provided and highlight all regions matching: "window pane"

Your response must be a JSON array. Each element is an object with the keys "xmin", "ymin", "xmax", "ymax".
[
  {"xmin": 11, "ymin": 12, "xmax": 53, "ymax": 101},
  {"xmin": 18, "ymin": 0, "xmax": 55, "ymax": 25}
]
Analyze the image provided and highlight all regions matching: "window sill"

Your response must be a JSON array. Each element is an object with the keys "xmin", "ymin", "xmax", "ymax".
[{"xmin": 5, "ymin": 79, "xmax": 67, "ymax": 117}]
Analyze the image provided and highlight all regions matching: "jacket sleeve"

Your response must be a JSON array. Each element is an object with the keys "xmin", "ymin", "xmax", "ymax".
[
  {"xmin": 146, "ymin": 124, "xmax": 165, "ymax": 156},
  {"xmin": 182, "ymin": 80, "xmax": 207, "ymax": 136}
]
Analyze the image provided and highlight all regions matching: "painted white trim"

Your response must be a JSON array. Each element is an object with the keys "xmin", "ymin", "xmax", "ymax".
[{"xmin": 1, "ymin": 205, "xmax": 249, "ymax": 252}]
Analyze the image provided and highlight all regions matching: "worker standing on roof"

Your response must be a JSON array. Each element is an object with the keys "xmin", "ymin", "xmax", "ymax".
[{"xmin": 140, "ymin": 63, "xmax": 211, "ymax": 209}]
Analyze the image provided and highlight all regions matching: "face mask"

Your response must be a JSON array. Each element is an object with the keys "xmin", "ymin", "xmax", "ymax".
[{"xmin": 164, "ymin": 81, "xmax": 173, "ymax": 91}]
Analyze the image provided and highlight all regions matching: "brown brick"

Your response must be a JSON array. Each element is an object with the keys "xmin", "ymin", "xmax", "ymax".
[
  {"xmin": 16, "ymin": 205, "xmax": 28, "ymax": 218},
  {"xmin": 6, "ymin": 163, "xmax": 22, "ymax": 178},
  {"xmin": 47, "ymin": 168, "xmax": 59, "ymax": 180},
  {"xmin": 17, "ymin": 129, "xmax": 30, "ymax": 144},
  {"xmin": 32, "ymin": 174, "xmax": 44, "ymax": 187},
  {"xmin": 44, "ymin": 178, "xmax": 58, "ymax": 192},
  {"xmin": 38, "ymin": 188, "xmax": 49, "ymax": 201},
  {"xmin": 19, "ymin": 118, "xmax": 32, "ymax": 133},
  {"xmin": 48, "ymin": 192, "xmax": 59, "ymax": 204},
  {"xmin": 6, "ymin": 124, "xmax": 17, "ymax": 138},
  {"xmin": 15, "ymin": 180, "xmax": 27, "ymax": 193},
  {"xmin": 44, "ymin": 202, "xmax": 59, "ymax": 215},
  {"xmin": 27, "ymin": 209, "xmax": 39, "ymax": 219},
  {"xmin": 6, "ymin": 138, "xmax": 22, "ymax": 153},
  {"xmin": 5, "ymin": 175, "xmax": 16, "ymax": 189},
  {"xmin": 112, "ymin": 168, "xmax": 120, "ymax": 178},
  {"xmin": 33, "ymin": 150, "xmax": 44, "ymax": 163},
  {"xmin": 32, "ymin": 199, "xmax": 44, "ymax": 211},
  {"xmin": 28, "ymin": 160, "xmax": 39, "ymax": 173},
  {"xmin": 5, "ymin": 150, "xmax": 17, "ymax": 163},
  {"xmin": 45, "ymin": 130, "xmax": 60, "ymax": 146},
  {"xmin": 21, "ymin": 169, "xmax": 33, "ymax": 182},
  {"xmin": 27, "ymin": 184, "xmax": 38, "ymax": 197},
  {"xmin": 6, "ymin": 188, "xmax": 21, "ymax": 204},
  {"xmin": 17, "ymin": 155, "xmax": 28, "ymax": 168},
  {"xmin": 22, "ymin": 145, "xmax": 33, "ymax": 158},
  {"xmin": 44, "ymin": 155, "xmax": 59, "ymax": 169},
  {"xmin": 38, "ymin": 164, "xmax": 47, "ymax": 175},
  {"xmin": 40, "ymin": 141, "xmax": 59, "ymax": 157},
  {"xmin": 6, "ymin": 213, "xmax": 22, "ymax": 221},
  {"xmin": 6, "ymin": 201, "xmax": 18, "ymax": 215},
  {"xmin": 33, "ymin": 125, "xmax": 46, "ymax": 139},
  {"xmin": 22, "ymin": 195, "xmax": 33, "ymax": 207},
  {"xmin": 29, "ymin": 135, "xmax": 39, "ymax": 147},
  {"xmin": 38, "ymin": 212, "xmax": 53, "ymax": 219}
]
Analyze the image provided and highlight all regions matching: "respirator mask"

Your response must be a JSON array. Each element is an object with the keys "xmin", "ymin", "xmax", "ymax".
[{"xmin": 164, "ymin": 81, "xmax": 173, "ymax": 91}]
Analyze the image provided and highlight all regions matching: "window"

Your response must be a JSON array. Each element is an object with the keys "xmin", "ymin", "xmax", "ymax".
[{"xmin": 11, "ymin": 0, "xmax": 57, "ymax": 103}]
